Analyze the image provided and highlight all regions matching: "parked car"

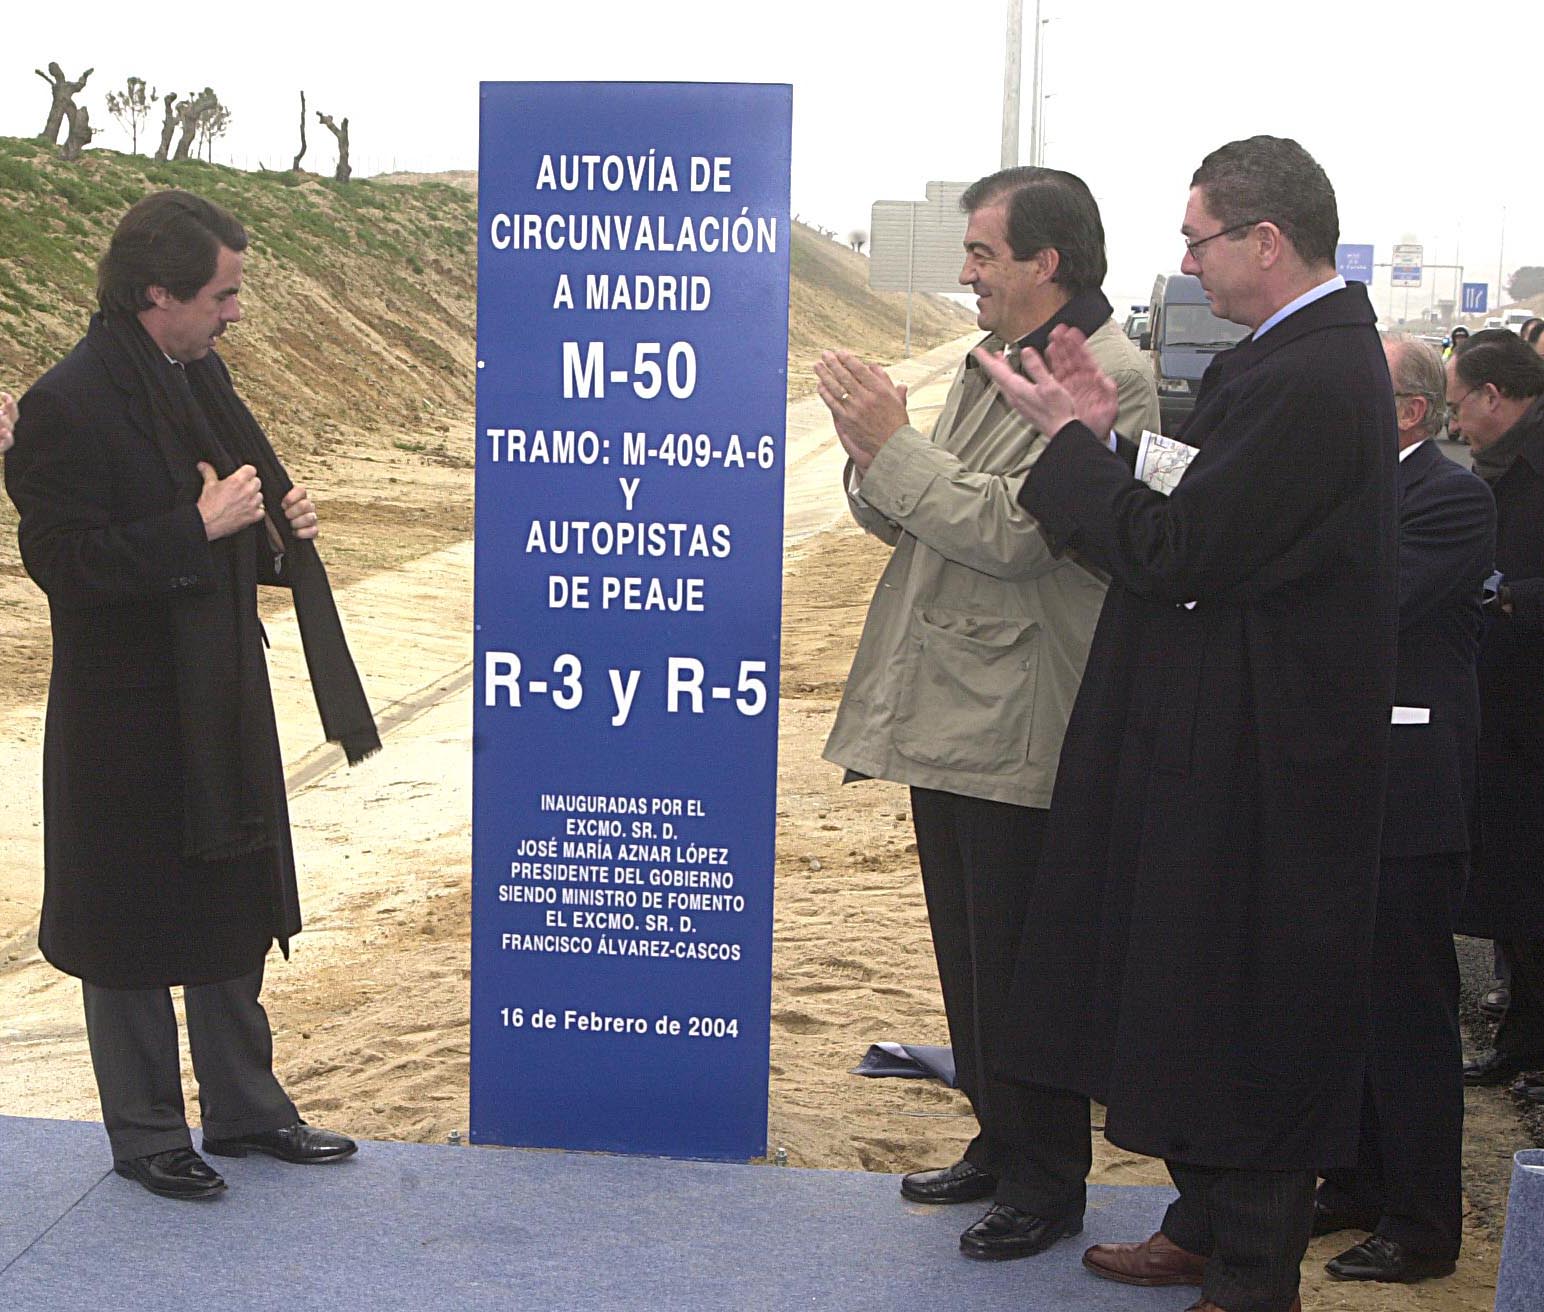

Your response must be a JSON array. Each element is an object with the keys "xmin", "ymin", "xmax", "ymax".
[{"xmin": 1141, "ymin": 273, "xmax": 1250, "ymax": 434}]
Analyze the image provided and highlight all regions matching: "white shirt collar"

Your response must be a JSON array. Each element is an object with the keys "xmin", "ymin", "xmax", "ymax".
[
  {"xmin": 1253, "ymin": 275, "xmax": 1346, "ymax": 341},
  {"xmin": 1398, "ymin": 438, "xmax": 1428, "ymax": 462}
]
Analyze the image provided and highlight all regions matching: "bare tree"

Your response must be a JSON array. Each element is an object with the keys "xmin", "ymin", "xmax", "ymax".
[
  {"xmin": 847, "ymin": 228, "xmax": 869, "ymax": 254},
  {"xmin": 197, "ymin": 101, "xmax": 232, "ymax": 161},
  {"xmin": 173, "ymin": 88, "xmax": 217, "ymax": 162},
  {"xmin": 154, "ymin": 92, "xmax": 178, "ymax": 162},
  {"xmin": 291, "ymin": 90, "xmax": 308, "ymax": 171},
  {"xmin": 35, "ymin": 62, "xmax": 94, "ymax": 144},
  {"xmin": 105, "ymin": 76, "xmax": 156, "ymax": 154},
  {"xmin": 60, "ymin": 104, "xmax": 94, "ymax": 162},
  {"xmin": 317, "ymin": 110, "xmax": 351, "ymax": 182}
]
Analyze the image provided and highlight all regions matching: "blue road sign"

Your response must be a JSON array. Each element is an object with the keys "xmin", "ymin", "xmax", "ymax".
[
  {"xmin": 1336, "ymin": 243, "xmax": 1374, "ymax": 284},
  {"xmin": 472, "ymin": 82, "xmax": 792, "ymax": 1161},
  {"xmin": 1462, "ymin": 283, "xmax": 1489, "ymax": 315}
]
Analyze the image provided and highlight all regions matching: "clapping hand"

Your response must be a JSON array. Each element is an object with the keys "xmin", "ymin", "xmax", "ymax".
[
  {"xmin": 974, "ymin": 326, "xmax": 1119, "ymax": 441},
  {"xmin": 815, "ymin": 350, "xmax": 910, "ymax": 474}
]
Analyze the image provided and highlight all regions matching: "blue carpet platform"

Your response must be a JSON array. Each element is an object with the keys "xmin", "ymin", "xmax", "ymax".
[{"xmin": 0, "ymin": 1114, "xmax": 1189, "ymax": 1310}]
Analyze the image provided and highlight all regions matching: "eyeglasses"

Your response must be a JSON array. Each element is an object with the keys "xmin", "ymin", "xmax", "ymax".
[
  {"xmin": 1447, "ymin": 385, "xmax": 1486, "ymax": 417},
  {"xmin": 1184, "ymin": 219, "xmax": 1265, "ymax": 262}
]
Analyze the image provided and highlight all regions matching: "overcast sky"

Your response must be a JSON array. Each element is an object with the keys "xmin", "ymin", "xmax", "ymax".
[{"xmin": 4, "ymin": 2, "xmax": 1540, "ymax": 321}]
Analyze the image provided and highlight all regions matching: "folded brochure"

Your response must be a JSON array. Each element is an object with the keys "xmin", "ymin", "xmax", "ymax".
[{"xmin": 1134, "ymin": 429, "xmax": 1199, "ymax": 496}]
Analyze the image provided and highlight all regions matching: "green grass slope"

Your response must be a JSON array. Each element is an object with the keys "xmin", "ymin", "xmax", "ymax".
[{"xmin": 0, "ymin": 137, "xmax": 477, "ymax": 460}]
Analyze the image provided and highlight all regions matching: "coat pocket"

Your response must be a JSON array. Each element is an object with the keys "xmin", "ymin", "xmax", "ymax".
[{"xmin": 892, "ymin": 608, "xmax": 1039, "ymax": 774}]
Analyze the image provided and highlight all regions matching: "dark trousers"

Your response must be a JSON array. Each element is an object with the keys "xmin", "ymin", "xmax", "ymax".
[
  {"xmin": 1496, "ymin": 936, "xmax": 1544, "ymax": 1058},
  {"xmin": 1162, "ymin": 1162, "xmax": 1315, "ymax": 1312},
  {"xmin": 1319, "ymin": 852, "xmax": 1465, "ymax": 1260},
  {"xmin": 910, "ymin": 787, "xmax": 1090, "ymax": 1217},
  {"xmin": 81, "ymin": 963, "xmax": 297, "ymax": 1161}
]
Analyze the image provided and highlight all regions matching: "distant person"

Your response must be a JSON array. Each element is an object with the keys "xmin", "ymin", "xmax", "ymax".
[
  {"xmin": 1444, "ymin": 324, "xmax": 1470, "ymax": 359},
  {"xmin": 978, "ymin": 134, "xmax": 1396, "ymax": 1312},
  {"xmin": 816, "ymin": 166, "xmax": 1158, "ymax": 1262},
  {"xmin": 1448, "ymin": 331, "xmax": 1544, "ymax": 1097},
  {"xmin": 1522, "ymin": 318, "xmax": 1544, "ymax": 356},
  {"xmin": 1314, "ymin": 334, "xmax": 1493, "ymax": 1284},
  {"xmin": 4, "ymin": 190, "xmax": 377, "ymax": 1200},
  {"xmin": 0, "ymin": 392, "xmax": 15, "ymax": 453}
]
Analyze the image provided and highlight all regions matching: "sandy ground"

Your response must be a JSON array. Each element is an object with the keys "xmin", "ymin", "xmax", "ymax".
[{"xmin": 0, "ymin": 333, "xmax": 1516, "ymax": 1309}]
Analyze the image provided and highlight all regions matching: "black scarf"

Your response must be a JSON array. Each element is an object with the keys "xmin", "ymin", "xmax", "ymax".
[
  {"xmin": 959, "ymin": 287, "xmax": 1116, "ymax": 429},
  {"xmin": 98, "ymin": 313, "xmax": 380, "ymax": 862},
  {"xmin": 963, "ymin": 287, "xmax": 1116, "ymax": 379},
  {"xmin": 1472, "ymin": 394, "xmax": 1544, "ymax": 485},
  {"xmin": 1011, "ymin": 287, "xmax": 1115, "ymax": 358}
]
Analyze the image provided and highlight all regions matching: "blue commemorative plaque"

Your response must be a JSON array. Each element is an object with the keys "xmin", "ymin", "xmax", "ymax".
[{"xmin": 472, "ymin": 83, "xmax": 792, "ymax": 1160}]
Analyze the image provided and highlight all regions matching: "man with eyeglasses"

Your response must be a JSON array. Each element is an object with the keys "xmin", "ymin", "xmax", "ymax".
[
  {"xmin": 974, "ymin": 136, "xmax": 1397, "ymax": 1312},
  {"xmin": 1313, "ymin": 334, "xmax": 1492, "ymax": 1283},
  {"xmin": 1446, "ymin": 331, "xmax": 1544, "ymax": 1107}
]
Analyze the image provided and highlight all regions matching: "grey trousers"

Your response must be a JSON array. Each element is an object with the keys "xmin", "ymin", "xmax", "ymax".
[{"xmin": 81, "ymin": 963, "xmax": 298, "ymax": 1161}]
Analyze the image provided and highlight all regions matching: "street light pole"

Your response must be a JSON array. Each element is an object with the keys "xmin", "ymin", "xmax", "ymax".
[
  {"xmin": 1001, "ymin": 0, "xmax": 1022, "ymax": 168},
  {"xmin": 1032, "ymin": 18, "xmax": 1049, "ymax": 163},
  {"xmin": 1028, "ymin": 0, "xmax": 1044, "ymax": 165},
  {"xmin": 1498, "ymin": 206, "xmax": 1507, "ymax": 312}
]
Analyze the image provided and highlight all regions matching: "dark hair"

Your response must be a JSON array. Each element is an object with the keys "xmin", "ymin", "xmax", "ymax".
[
  {"xmin": 1190, "ymin": 136, "xmax": 1338, "ymax": 268},
  {"xmin": 1522, "ymin": 318, "xmax": 1544, "ymax": 346},
  {"xmin": 960, "ymin": 166, "xmax": 1107, "ymax": 292},
  {"xmin": 1455, "ymin": 329, "xmax": 1544, "ymax": 400},
  {"xmin": 97, "ymin": 189, "xmax": 247, "ymax": 317}
]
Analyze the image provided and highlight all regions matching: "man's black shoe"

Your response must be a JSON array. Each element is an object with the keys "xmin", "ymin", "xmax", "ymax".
[
  {"xmin": 959, "ymin": 1203, "xmax": 1082, "ymax": 1261},
  {"xmin": 1463, "ymin": 1049, "xmax": 1541, "ymax": 1087},
  {"xmin": 113, "ymin": 1147, "xmax": 226, "ymax": 1200},
  {"xmin": 900, "ymin": 1159, "xmax": 997, "ymax": 1205},
  {"xmin": 1311, "ymin": 1199, "xmax": 1379, "ymax": 1237},
  {"xmin": 202, "ymin": 1121, "xmax": 357, "ymax": 1164},
  {"xmin": 1325, "ymin": 1234, "xmax": 1456, "ymax": 1283}
]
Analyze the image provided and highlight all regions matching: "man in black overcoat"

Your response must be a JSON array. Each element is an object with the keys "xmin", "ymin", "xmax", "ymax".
[
  {"xmin": 975, "ymin": 137, "xmax": 1398, "ymax": 1312},
  {"xmin": 5, "ymin": 191, "xmax": 377, "ymax": 1200},
  {"xmin": 1447, "ymin": 331, "xmax": 1544, "ymax": 1094},
  {"xmin": 1314, "ymin": 334, "xmax": 1493, "ymax": 1283}
]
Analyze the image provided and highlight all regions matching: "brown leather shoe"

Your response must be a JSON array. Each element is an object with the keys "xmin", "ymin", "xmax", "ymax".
[
  {"xmin": 1184, "ymin": 1301, "xmax": 1300, "ymax": 1312},
  {"xmin": 1084, "ymin": 1231, "xmax": 1206, "ymax": 1286}
]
